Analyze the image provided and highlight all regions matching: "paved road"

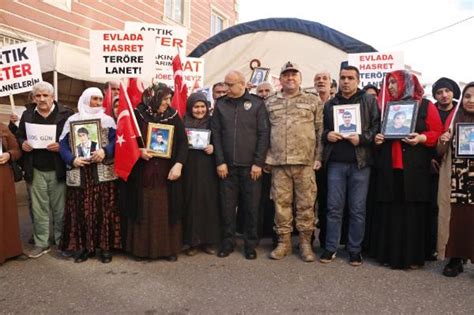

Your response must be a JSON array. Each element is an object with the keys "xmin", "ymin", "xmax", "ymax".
[{"xmin": 1, "ymin": 183, "xmax": 473, "ymax": 314}]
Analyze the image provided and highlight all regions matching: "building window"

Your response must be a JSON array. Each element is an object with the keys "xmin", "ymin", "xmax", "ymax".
[
  {"xmin": 211, "ymin": 8, "xmax": 228, "ymax": 36},
  {"xmin": 0, "ymin": 34, "xmax": 24, "ymax": 47},
  {"xmin": 165, "ymin": 0, "xmax": 184, "ymax": 24},
  {"xmin": 211, "ymin": 13, "xmax": 224, "ymax": 36}
]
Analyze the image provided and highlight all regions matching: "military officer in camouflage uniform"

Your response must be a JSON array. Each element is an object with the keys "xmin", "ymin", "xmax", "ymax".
[{"xmin": 265, "ymin": 62, "xmax": 324, "ymax": 262}]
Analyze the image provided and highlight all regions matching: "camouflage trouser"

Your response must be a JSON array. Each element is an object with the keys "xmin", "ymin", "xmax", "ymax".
[{"xmin": 271, "ymin": 165, "xmax": 317, "ymax": 235}]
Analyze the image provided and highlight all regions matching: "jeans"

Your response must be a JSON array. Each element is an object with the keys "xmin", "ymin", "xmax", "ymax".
[{"xmin": 326, "ymin": 162, "xmax": 370, "ymax": 253}]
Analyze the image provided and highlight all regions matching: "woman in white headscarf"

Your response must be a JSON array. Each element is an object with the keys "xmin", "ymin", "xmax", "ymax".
[{"xmin": 59, "ymin": 87, "xmax": 120, "ymax": 264}]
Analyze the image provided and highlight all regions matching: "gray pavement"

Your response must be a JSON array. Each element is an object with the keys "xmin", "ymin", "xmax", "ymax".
[{"xmin": 1, "ymin": 183, "xmax": 473, "ymax": 314}]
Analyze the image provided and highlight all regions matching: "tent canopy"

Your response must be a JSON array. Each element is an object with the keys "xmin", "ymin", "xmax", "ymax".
[
  {"xmin": 189, "ymin": 18, "xmax": 377, "ymax": 88},
  {"xmin": 38, "ymin": 41, "xmax": 107, "ymax": 84}
]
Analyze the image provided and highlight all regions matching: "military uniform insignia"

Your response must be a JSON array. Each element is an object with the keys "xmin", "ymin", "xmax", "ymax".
[{"xmin": 244, "ymin": 101, "xmax": 252, "ymax": 110}]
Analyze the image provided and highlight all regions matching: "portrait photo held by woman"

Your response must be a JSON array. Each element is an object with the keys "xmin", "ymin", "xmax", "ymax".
[
  {"xmin": 123, "ymin": 83, "xmax": 188, "ymax": 262},
  {"xmin": 59, "ymin": 87, "xmax": 120, "ymax": 263},
  {"xmin": 182, "ymin": 92, "xmax": 220, "ymax": 256},
  {"xmin": 370, "ymin": 70, "xmax": 443, "ymax": 269}
]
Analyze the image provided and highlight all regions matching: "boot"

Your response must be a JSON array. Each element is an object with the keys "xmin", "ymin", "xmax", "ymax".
[
  {"xmin": 270, "ymin": 233, "xmax": 292, "ymax": 260},
  {"xmin": 299, "ymin": 231, "xmax": 316, "ymax": 262}
]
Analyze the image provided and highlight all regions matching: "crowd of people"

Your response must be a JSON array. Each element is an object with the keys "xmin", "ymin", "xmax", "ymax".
[{"xmin": 0, "ymin": 62, "xmax": 472, "ymax": 279}]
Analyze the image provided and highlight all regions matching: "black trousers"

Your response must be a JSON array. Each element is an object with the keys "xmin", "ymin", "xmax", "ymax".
[{"xmin": 220, "ymin": 166, "xmax": 261, "ymax": 250}]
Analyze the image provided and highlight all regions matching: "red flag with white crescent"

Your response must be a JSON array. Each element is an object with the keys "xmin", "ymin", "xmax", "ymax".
[
  {"xmin": 171, "ymin": 54, "xmax": 188, "ymax": 118},
  {"xmin": 114, "ymin": 84, "xmax": 141, "ymax": 181}
]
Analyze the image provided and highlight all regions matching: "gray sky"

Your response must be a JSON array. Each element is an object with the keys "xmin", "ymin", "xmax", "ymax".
[{"xmin": 238, "ymin": 0, "xmax": 473, "ymax": 84}]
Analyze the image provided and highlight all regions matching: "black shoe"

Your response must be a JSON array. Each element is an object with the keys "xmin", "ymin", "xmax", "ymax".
[
  {"xmin": 349, "ymin": 252, "xmax": 362, "ymax": 266},
  {"xmin": 100, "ymin": 250, "xmax": 113, "ymax": 264},
  {"xmin": 218, "ymin": 247, "xmax": 234, "ymax": 258},
  {"xmin": 443, "ymin": 258, "xmax": 464, "ymax": 277},
  {"xmin": 73, "ymin": 249, "xmax": 89, "ymax": 263},
  {"xmin": 319, "ymin": 250, "xmax": 336, "ymax": 263},
  {"xmin": 166, "ymin": 255, "xmax": 178, "ymax": 262},
  {"xmin": 245, "ymin": 249, "xmax": 257, "ymax": 260}
]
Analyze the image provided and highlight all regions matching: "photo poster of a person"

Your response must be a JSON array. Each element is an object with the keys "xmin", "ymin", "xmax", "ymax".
[
  {"xmin": 185, "ymin": 128, "xmax": 211, "ymax": 150},
  {"xmin": 150, "ymin": 128, "xmax": 169, "ymax": 153},
  {"xmin": 75, "ymin": 125, "xmax": 99, "ymax": 159},
  {"xmin": 456, "ymin": 125, "xmax": 474, "ymax": 157},
  {"xmin": 337, "ymin": 109, "xmax": 357, "ymax": 134},
  {"xmin": 250, "ymin": 68, "xmax": 268, "ymax": 86},
  {"xmin": 385, "ymin": 104, "xmax": 414, "ymax": 135}
]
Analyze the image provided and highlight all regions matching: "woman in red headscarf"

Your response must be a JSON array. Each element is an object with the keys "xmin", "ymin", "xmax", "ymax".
[{"xmin": 370, "ymin": 70, "xmax": 443, "ymax": 269}]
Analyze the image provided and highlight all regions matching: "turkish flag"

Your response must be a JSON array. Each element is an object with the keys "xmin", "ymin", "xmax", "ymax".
[
  {"xmin": 114, "ymin": 84, "xmax": 141, "ymax": 181},
  {"xmin": 171, "ymin": 54, "xmax": 188, "ymax": 118},
  {"xmin": 103, "ymin": 86, "xmax": 113, "ymax": 116},
  {"xmin": 127, "ymin": 78, "xmax": 145, "ymax": 109}
]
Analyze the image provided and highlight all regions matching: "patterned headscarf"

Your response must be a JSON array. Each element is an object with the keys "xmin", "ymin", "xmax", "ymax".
[{"xmin": 137, "ymin": 83, "xmax": 178, "ymax": 123}]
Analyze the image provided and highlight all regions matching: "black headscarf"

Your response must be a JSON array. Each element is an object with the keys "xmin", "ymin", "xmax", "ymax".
[{"xmin": 183, "ymin": 92, "xmax": 210, "ymax": 129}]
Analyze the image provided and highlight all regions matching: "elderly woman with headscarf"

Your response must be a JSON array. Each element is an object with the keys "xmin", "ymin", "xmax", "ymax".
[
  {"xmin": 370, "ymin": 70, "xmax": 443, "ymax": 269},
  {"xmin": 59, "ymin": 87, "xmax": 120, "ymax": 263},
  {"xmin": 437, "ymin": 82, "xmax": 474, "ymax": 277},
  {"xmin": 182, "ymin": 92, "xmax": 220, "ymax": 256},
  {"xmin": 124, "ymin": 84, "xmax": 188, "ymax": 262}
]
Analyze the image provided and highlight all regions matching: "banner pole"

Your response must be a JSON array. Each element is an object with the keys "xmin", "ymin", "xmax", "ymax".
[{"xmin": 9, "ymin": 94, "xmax": 15, "ymax": 113}]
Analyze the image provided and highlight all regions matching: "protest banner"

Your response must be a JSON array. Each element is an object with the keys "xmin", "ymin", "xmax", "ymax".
[
  {"xmin": 89, "ymin": 30, "xmax": 156, "ymax": 79},
  {"xmin": 182, "ymin": 57, "xmax": 204, "ymax": 92},
  {"xmin": 348, "ymin": 51, "xmax": 404, "ymax": 89},
  {"xmin": 0, "ymin": 41, "xmax": 42, "ymax": 97},
  {"xmin": 124, "ymin": 22, "xmax": 187, "ymax": 87},
  {"xmin": 25, "ymin": 123, "xmax": 57, "ymax": 149}
]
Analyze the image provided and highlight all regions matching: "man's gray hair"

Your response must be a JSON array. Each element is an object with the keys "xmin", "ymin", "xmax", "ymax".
[
  {"xmin": 32, "ymin": 81, "xmax": 54, "ymax": 95},
  {"xmin": 256, "ymin": 81, "xmax": 274, "ymax": 91}
]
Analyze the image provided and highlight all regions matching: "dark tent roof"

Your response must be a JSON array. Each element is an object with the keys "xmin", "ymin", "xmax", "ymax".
[{"xmin": 189, "ymin": 18, "xmax": 377, "ymax": 57}]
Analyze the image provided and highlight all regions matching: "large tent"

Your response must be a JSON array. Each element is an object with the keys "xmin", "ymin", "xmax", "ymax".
[{"xmin": 189, "ymin": 18, "xmax": 377, "ymax": 88}]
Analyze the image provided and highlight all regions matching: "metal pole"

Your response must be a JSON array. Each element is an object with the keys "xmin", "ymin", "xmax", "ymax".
[{"xmin": 53, "ymin": 70, "xmax": 58, "ymax": 101}]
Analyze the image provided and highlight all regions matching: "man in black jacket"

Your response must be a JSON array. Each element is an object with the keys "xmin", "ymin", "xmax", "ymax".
[
  {"xmin": 16, "ymin": 82, "xmax": 74, "ymax": 258},
  {"xmin": 320, "ymin": 66, "xmax": 380, "ymax": 266},
  {"xmin": 211, "ymin": 70, "xmax": 270, "ymax": 259}
]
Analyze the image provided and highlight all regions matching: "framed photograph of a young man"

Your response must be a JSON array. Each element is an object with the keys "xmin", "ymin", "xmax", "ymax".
[
  {"xmin": 70, "ymin": 119, "xmax": 102, "ymax": 159},
  {"xmin": 381, "ymin": 101, "xmax": 418, "ymax": 139},
  {"xmin": 185, "ymin": 128, "xmax": 211, "ymax": 150},
  {"xmin": 455, "ymin": 123, "xmax": 474, "ymax": 158},
  {"xmin": 333, "ymin": 104, "xmax": 361, "ymax": 136},
  {"xmin": 250, "ymin": 67, "xmax": 270, "ymax": 86},
  {"xmin": 146, "ymin": 123, "xmax": 174, "ymax": 158}
]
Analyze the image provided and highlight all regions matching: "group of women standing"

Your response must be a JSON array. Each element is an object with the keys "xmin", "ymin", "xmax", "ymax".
[
  {"xmin": 0, "ymin": 70, "xmax": 472, "ymax": 278},
  {"xmin": 368, "ymin": 71, "xmax": 473, "ymax": 275}
]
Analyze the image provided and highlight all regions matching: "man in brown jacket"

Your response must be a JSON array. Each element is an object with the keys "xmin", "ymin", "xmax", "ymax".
[{"xmin": 265, "ymin": 61, "xmax": 324, "ymax": 262}]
